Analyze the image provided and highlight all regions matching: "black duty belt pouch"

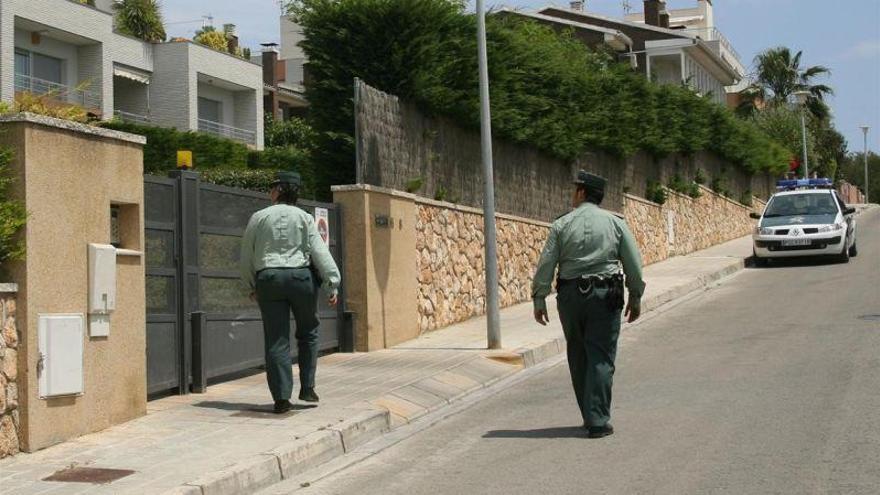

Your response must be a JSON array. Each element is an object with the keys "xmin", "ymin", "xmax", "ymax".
[{"xmin": 606, "ymin": 273, "xmax": 625, "ymax": 312}]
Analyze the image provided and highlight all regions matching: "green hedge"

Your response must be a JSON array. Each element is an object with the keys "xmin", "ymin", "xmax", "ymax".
[
  {"xmin": 199, "ymin": 168, "xmax": 279, "ymax": 193},
  {"xmin": 292, "ymin": 0, "xmax": 791, "ymax": 194},
  {"xmin": 101, "ymin": 121, "xmax": 250, "ymax": 173},
  {"xmin": 0, "ymin": 146, "xmax": 26, "ymax": 270}
]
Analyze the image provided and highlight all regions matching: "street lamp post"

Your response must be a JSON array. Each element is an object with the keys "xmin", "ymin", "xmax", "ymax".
[
  {"xmin": 793, "ymin": 90, "xmax": 811, "ymax": 179},
  {"xmin": 476, "ymin": 0, "xmax": 501, "ymax": 349},
  {"xmin": 860, "ymin": 126, "xmax": 870, "ymax": 203}
]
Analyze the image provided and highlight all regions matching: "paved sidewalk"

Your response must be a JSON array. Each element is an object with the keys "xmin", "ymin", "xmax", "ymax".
[{"xmin": 0, "ymin": 233, "xmax": 760, "ymax": 495}]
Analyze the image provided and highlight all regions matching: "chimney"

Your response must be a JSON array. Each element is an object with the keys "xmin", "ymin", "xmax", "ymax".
[
  {"xmin": 261, "ymin": 43, "xmax": 280, "ymax": 86},
  {"xmin": 659, "ymin": 10, "xmax": 670, "ymax": 28},
  {"xmin": 570, "ymin": 1, "xmax": 585, "ymax": 11},
  {"xmin": 643, "ymin": 0, "xmax": 666, "ymax": 27}
]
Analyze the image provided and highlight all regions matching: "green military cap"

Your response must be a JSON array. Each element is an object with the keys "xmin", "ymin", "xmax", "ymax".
[
  {"xmin": 574, "ymin": 170, "xmax": 606, "ymax": 193},
  {"xmin": 271, "ymin": 171, "xmax": 302, "ymax": 187}
]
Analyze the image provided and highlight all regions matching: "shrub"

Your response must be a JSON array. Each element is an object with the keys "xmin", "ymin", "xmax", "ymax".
[
  {"xmin": 100, "ymin": 121, "xmax": 249, "ymax": 173},
  {"xmin": 646, "ymin": 180, "xmax": 667, "ymax": 205},
  {"xmin": 114, "ymin": 0, "xmax": 167, "ymax": 42},
  {"xmin": 711, "ymin": 176, "xmax": 728, "ymax": 197},
  {"xmin": 199, "ymin": 168, "xmax": 279, "ymax": 193},
  {"xmin": 8, "ymin": 91, "xmax": 90, "ymax": 123},
  {"xmin": 0, "ymin": 147, "xmax": 27, "ymax": 271},
  {"xmin": 694, "ymin": 168, "xmax": 706, "ymax": 185},
  {"xmin": 687, "ymin": 182, "xmax": 702, "ymax": 199},
  {"xmin": 667, "ymin": 174, "xmax": 689, "ymax": 195},
  {"xmin": 292, "ymin": 0, "xmax": 792, "ymax": 196},
  {"xmin": 740, "ymin": 189, "xmax": 753, "ymax": 207}
]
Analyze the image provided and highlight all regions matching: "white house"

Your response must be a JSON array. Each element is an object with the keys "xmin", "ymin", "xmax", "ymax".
[
  {"xmin": 537, "ymin": 0, "xmax": 745, "ymax": 107},
  {"xmin": 0, "ymin": 0, "xmax": 264, "ymax": 148}
]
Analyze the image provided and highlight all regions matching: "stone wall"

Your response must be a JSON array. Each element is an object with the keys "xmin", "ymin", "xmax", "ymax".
[
  {"xmin": 354, "ymin": 81, "xmax": 777, "ymax": 223},
  {"xmin": 413, "ymin": 187, "xmax": 765, "ymax": 332},
  {"xmin": 0, "ymin": 286, "xmax": 19, "ymax": 459},
  {"xmin": 415, "ymin": 202, "xmax": 549, "ymax": 332},
  {"xmin": 624, "ymin": 187, "xmax": 767, "ymax": 265},
  {"xmin": 837, "ymin": 181, "xmax": 865, "ymax": 204}
]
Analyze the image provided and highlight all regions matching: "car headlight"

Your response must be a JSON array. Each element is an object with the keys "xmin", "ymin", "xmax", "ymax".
[
  {"xmin": 819, "ymin": 223, "xmax": 845, "ymax": 233},
  {"xmin": 757, "ymin": 227, "xmax": 775, "ymax": 235}
]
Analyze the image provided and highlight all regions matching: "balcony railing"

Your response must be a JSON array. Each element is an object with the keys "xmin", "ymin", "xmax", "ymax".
[
  {"xmin": 114, "ymin": 110, "xmax": 152, "ymax": 125},
  {"xmin": 198, "ymin": 118, "xmax": 256, "ymax": 145},
  {"xmin": 680, "ymin": 27, "xmax": 742, "ymax": 67},
  {"xmin": 14, "ymin": 73, "xmax": 101, "ymax": 110}
]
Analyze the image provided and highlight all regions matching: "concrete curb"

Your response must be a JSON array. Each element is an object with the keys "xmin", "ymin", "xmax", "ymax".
[
  {"xmin": 162, "ymin": 251, "xmax": 756, "ymax": 495},
  {"xmin": 164, "ymin": 410, "xmax": 390, "ymax": 495}
]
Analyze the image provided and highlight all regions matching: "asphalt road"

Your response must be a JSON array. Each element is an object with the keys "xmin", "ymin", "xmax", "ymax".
[{"xmin": 297, "ymin": 209, "xmax": 880, "ymax": 495}]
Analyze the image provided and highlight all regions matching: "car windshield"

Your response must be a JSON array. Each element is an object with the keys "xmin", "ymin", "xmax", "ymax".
[{"xmin": 764, "ymin": 193, "xmax": 839, "ymax": 217}]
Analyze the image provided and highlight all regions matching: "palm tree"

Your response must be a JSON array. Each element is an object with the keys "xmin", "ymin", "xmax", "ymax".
[
  {"xmin": 738, "ymin": 47, "xmax": 833, "ymax": 120},
  {"xmin": 114, "ymin": 0, "xmax": 167, "ymax": 43}
]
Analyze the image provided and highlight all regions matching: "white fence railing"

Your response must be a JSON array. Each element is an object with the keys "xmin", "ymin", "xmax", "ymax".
[
  {"xmin": 114, "ymin": 110, "xmax": 152, "ymax": 125},
  {"xmin": 681, "ymin": 27, "xmax": 742, "ymax": 68},
  {"xmin": 14, "ymin": 73, "xmax": 101, "ymax": 110},
  {"xmin": 197, "ymin": 118, "xmax": 256, "ymax": 145}
]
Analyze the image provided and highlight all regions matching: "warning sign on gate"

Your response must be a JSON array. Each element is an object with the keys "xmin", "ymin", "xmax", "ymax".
[{"xmin": 314, "ymin": 207, "xmax": 330, "ymax": 245}]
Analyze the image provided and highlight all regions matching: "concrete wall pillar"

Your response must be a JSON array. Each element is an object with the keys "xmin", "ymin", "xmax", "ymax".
[{"xmin": 332, "ymin": 185, "xmax": 418, "ymax": 351}]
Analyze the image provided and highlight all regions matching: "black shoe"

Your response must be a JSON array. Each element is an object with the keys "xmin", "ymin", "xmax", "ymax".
[
  {"xmin": 587, "ymin": 424, "xmax": 614, "ymax": 439},
  {"xmin": 273, "ymin": 400, "xmax": 293, "ymax": 414},
  {"xmin": 299, "ymin": 388, "xmax": 320, "ymax": 403}
]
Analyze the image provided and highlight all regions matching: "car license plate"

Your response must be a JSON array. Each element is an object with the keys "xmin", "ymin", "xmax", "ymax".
[{"xmin": 782, "ymin": 239, "xmax": 812, "ymax": 246}]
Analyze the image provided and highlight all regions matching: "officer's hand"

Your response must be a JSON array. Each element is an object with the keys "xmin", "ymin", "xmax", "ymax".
[
  {"xmin": 328, "ymin": 294, "xmax": 338, "ymax": 308},
  {"xmin": 534, "ymin": 309, "xmax": 549, "ymax": 326},
  {"xmin": 625, "ymin": 298, "xmax": 641, "ymax": 323}
]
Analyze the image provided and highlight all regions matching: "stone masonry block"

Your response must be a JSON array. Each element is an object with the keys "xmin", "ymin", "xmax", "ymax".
[{"xmin": 268, "ymin": 430, "xmax": 344, "ymax": 480}]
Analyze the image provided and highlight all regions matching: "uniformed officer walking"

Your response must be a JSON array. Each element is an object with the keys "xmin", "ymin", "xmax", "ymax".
[
  {"xmin": 240, "ymin": 172, "xmax": 341, "ymax": 414},
  {"xmin": 532, "ymin": 171, "xmax": 645, "ymax": 438}
]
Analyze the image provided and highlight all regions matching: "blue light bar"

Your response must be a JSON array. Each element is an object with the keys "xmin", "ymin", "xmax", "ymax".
[{"xmin": 776, "ymin": 178, "xmax": 833, "ymax": 190}]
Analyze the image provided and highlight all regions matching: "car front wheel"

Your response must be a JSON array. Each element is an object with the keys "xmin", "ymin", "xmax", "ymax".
[
  {"xmin": 849, "ymin": 240, "xmax": 858, "ymax": 257},
  {"xmin": 838, "ymin": 237, "xmax": 850, "ymax": 263}
]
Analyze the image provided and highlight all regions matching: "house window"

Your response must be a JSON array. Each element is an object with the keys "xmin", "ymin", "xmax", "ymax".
[
  {"xmin": 15, "ymin": 50, "xmax": 30, "ymax": 77},
  {"xmin": 198, "ymin": 97, "xmax": 222, "ymax": 123},
  {"xmin": 34, "ymin": 53, "xmax": 63, "ymax": 84},
  {"xmin": 14, "ymin": 49, "xmax": 64, "ymax": 85}
]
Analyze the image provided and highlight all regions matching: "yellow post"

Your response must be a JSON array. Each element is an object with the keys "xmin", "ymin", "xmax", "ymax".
[{"xmin": 177, "ymin": 150, "xmax": 193, "ymax": 169}]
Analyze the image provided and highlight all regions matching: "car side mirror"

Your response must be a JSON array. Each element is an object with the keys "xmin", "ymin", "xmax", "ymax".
[
  {"xmin": 844, "ymin": 207, "xmax": 856, "ymax": 215},
  {"xmin": 749, "ymin": 212, "xmax": 762, "ymax": 219}
]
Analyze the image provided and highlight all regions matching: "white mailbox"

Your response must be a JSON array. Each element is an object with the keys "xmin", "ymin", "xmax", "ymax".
[
  {"xmin": 88, "ymin": 243, "xmax": 117, "ymax": 337},
  {"xmin": 38, "ymin": 314, "xmax": 84, "ymax": 398}
]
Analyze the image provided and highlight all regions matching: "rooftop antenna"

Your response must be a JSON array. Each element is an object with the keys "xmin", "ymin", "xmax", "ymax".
[{"xmin": 622, "ymin": 0, "xmax": 633, "ymax": 14}]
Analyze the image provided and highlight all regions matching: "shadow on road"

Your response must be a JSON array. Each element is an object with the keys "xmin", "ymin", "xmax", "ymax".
[{"xmin": 483, "ymin": 426, "xmax": 587, "ymax": 439}]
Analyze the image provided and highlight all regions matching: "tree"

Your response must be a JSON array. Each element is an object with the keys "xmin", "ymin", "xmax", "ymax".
[
  {"xmin": 113, "ymin": 0, "xmax": 167, "ymax": 42},
  {"xmin": 838, "ymin": 152, "xmax": 880, "ymax": 202},
  {"xmin": 738, "ymin": 47, "xmax": 833, "ymax": 120},
  {"xmin": 194, "ymin": 25, "xmax": 229, "ymax": 52},
  {"xmin": 0, "ymin": 147, "xmax": 26, "ymax": 271}
]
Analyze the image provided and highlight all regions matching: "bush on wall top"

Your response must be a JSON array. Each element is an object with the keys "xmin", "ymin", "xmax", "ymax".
[
  {"xmin": 0, "ymin": 146, "xmax": 26, "ymax": 271},
  {"xmin": 292, "ymin": 0, "xmax": 791, "ymax": 193},
  {"xmin": 100, "ymin": 121, "xmax": 250, "ymax": 173}
]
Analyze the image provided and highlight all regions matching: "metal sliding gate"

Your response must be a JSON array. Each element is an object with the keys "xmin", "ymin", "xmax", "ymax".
[{"xmin": 145, "ymin": 170, "xmax": 346, "ymax": 396}]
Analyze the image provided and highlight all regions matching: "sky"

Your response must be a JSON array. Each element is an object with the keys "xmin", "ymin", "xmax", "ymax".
[{"xmin": 160, "ymin": 0, "xmax": 880, "ymax": 154}]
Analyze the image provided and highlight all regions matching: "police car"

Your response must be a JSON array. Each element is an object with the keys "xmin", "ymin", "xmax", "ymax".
[{"xmin": 751, "ymin": 178, "xmax": 857, "ymax": 266}]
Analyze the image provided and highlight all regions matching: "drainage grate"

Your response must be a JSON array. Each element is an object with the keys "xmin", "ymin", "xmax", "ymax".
[
  {"xmin": 43, "ymin": 467, "xmax": 135, "ymax": 484},
  {"xmin": 858, "ymin": 314, "xmax": 880, "ymax": 322}
]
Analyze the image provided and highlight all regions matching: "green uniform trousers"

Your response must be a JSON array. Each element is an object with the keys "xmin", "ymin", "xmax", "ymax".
[
  {"xmin": 557, "ymin": 282, "xmax": 621, "ymax": 428},
  {"xmin": 255, "ymin": 267, "xmax": 321, "ymax": 401}
]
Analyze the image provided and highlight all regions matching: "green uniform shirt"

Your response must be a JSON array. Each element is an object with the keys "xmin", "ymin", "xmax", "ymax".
[
  {"xmin": 240, "ymin": 204, "xmax": 341, "ymax": 295},
  {"xmin": 532, "ymin": 202, "xmax": 645, "ymax": 312}
]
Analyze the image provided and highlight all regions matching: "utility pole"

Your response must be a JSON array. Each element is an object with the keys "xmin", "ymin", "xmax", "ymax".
[
  {"xmin": 793, "ymin": 90, "xmax": 811, "ymax": 179},
  {"xmin": 860, "ymin": 126, "xmax": 870, "ymax": 203},
  {"xmin": 476, "ymin": 0, "xmax": 501, "ymax": 350}
]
